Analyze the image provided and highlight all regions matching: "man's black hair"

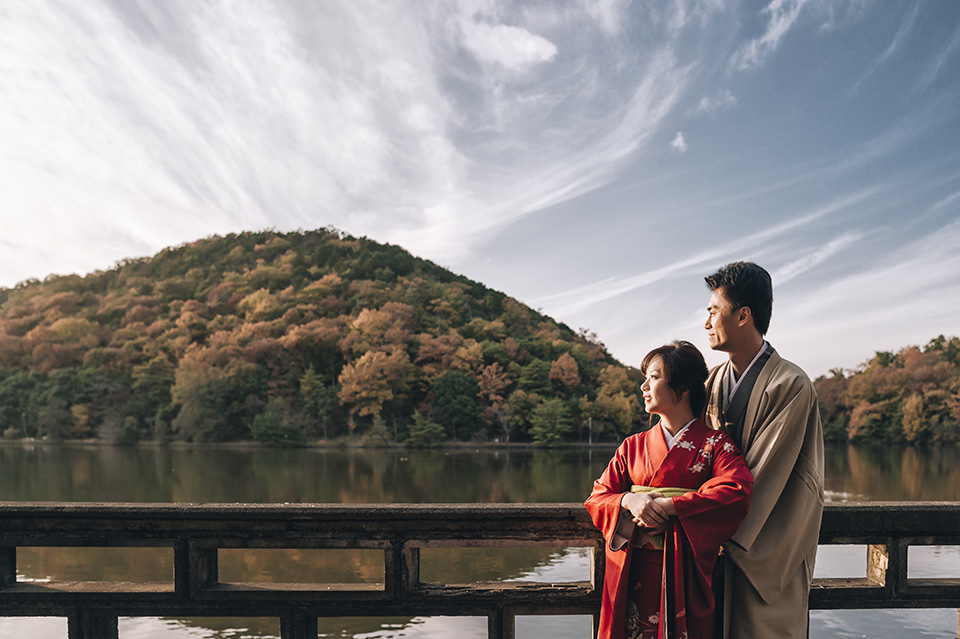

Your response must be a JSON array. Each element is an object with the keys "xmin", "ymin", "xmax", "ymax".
[{"xmin": 704, "ymin": 261, "xmax": 773, "ymax": 335}]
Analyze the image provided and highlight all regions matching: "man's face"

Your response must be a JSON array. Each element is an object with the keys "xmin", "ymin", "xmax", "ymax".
[{"xmin": 705, "ymin": 288, "xmax": 740, "ymax": 352}]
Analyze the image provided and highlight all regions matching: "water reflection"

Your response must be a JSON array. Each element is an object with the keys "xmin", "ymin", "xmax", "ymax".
[
  {"xmin": 823, "ymin": 445, "xmax": 960, "ymax": 501},
  {"xmin": 3, "ymin": 443, "xmax": 960, "ymax": 504}
]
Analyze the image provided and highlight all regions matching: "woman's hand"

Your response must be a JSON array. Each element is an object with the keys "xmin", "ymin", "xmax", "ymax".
[{"xmin": 621, "ymin": 492, "xmax": 676, "ymax": 528}]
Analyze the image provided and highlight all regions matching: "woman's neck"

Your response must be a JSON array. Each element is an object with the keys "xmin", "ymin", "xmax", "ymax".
[{"xmin": 657, "ymin": 407, "xmax": 695, "ymax": 436}]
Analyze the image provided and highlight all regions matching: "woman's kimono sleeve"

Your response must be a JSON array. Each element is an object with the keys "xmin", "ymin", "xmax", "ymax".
[
  {"xmin": 671, "ymin": 430, "xmax": 753, "ymax": 558},
  {"xmin": 584, "ymin": 436, "xmax": 637, "ymax": 548}
]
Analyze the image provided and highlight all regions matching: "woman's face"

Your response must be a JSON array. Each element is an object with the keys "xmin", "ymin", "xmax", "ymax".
[{"xmin": 640, "ymin": 356, "xmax": 681, "ymax": 416}]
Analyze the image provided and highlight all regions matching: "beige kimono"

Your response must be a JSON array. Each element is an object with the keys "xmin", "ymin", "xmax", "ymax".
[{"xmin": 704, "ymin": 349, "xmax": 824, "ymax": 639}]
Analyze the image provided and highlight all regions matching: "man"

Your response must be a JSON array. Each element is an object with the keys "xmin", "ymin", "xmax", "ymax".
[{"xmin": 701, "ymin": 261, "xmax": 824, "ymax": 638}]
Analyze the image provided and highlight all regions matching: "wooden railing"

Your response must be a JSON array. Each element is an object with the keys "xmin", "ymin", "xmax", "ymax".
[{"xmin": 0, "ymin": 502, "xmax": 958, "ymax": 639}]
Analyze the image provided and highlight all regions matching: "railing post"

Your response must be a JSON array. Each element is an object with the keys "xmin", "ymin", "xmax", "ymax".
[
  {"xmin": 188, "ymin": 543, "xmax": 219, "ymax": 594},
  {"xmin": 402, "ymin": 544, "xmax": 420, "ymax": 593},
  {"xmin": 174, "ymin": 541, "xmax": 190, "ymax": 596},
  {"xmin": 892, "ymin": 539, "xmax": 909, "ymax": 599},
  {"xmin": 280, "ymin": 612, "xmax": 318, "ymax": 639},
  {"xmin": 68, "ymin": 611, "xmax": 118, "ymax": 639},
  {"xmin": 0, "ymin": 547, "xmax": 16, "ymax": 587},
  {"xmin": 487, "ymin": 607, "xmax": 515, "ymax": 639},
  {"xmin": 389, "ymin": 542, "xmax": 420, "ymax": 597}
]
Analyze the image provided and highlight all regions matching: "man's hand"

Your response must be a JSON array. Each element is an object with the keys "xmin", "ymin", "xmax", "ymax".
[{"xmin": 621, "ymin": 492, "xmax": 676, "ymax": 528}]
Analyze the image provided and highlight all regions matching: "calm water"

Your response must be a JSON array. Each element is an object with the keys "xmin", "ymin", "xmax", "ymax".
[{"xmin": 1, "ymin": 443, "xmax": 958, "ymax": 638}]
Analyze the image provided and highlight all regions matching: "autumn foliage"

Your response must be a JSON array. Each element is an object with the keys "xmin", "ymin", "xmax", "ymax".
[
  {"xmin": 814, "ymin": 336, "xmax": 960, "ymax": 444},
  {"xmin": 0, "ymin": 229, "xmax": 645, "ymax": 445}
]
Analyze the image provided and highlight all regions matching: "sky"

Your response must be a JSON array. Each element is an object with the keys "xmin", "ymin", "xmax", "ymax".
[{"xmin": 1, "ymin": 0, "xmax": 959, "ymax": 378}]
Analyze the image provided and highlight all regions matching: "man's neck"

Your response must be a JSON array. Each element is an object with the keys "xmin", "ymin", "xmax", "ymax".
[{"xmin": 729, "ymin": 335, "xmax": 766, "ymax": 379}]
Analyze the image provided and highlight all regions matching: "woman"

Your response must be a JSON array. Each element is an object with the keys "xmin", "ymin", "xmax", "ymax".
[{"xmin": 585, "ymin": 341, "xmax": 752, "ymax": 639}]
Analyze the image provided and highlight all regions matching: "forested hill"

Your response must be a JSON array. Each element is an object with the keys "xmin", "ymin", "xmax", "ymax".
[
  {"xmin": 0, "ymin": 229, "xmax": 645, "ymax": 445},
  {"xmin": 814, "ymin": 335, "xmax": 960, "ymax": 444}
]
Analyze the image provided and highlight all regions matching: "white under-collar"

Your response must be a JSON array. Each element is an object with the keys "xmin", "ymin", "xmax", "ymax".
[
  {"xmin": 661, "ymin": 418, "xmax": 696, "ymax": 449},
  {"xmin": 726, "ymin": 340, "xmax": 770, "ymax": 402}
]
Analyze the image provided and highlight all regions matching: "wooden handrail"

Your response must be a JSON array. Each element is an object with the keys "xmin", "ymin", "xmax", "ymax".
[{"xmin": 0, "ymin": 502, "xmax": 958, "ymax": 638}]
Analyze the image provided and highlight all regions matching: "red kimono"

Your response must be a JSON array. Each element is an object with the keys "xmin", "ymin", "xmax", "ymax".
[{"xmin": 585, "ymin": 420, "xmax": 752, "ymax": 639}]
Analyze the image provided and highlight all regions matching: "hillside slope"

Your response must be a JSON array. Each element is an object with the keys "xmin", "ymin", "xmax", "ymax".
[{"xmin": 0, "ymin": 229, "xmax": 644, "ymax": 445}]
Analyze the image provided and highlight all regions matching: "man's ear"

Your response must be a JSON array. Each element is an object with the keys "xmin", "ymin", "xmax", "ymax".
[{"xmin": 737, "ymin": 306, "xmax": 752, "ymax": 328}]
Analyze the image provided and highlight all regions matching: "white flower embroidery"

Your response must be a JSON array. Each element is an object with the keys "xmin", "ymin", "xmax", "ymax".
[
  {"xmin": 723, "ymin": 441, "xmax": 735, "ymax": 453},
  {"xmin": 648, "ymin": 613, "xmax": 659, "ymax": 625},
  {"xmin": 690, "ymin": 462, "xmax": 705, "ymax": 473},
  {"xmin": 706, "ymin": 434, "xmax": 719, "ymax": 445},
  {"xmin": 677, "ymin": 440, "xmax": 695, "ymax": 450},
  {"xmin": 701, "ymin": 449, "xmax": 713, "ymax": 460}
]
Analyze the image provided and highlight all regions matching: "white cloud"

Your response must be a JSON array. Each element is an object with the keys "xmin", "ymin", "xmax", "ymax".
[
  {"xmin": 670, "ymin": 131, "xmax": 688, "ymax": 152},
  {"xmin": 731, "ymin": 0, "xmax": 809, "ymax": 70},
  {"xmin": 459, "ymin": 20, "xmax": 558, "ymax": 71},
  {"xmin": 693, "ymin": 90, "xmax": 737, "ymax": 115}
]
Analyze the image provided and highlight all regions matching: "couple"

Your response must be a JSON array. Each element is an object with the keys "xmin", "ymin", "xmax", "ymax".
[{"xmin": 585, "ymin": 262, "xmax": 825, "ymax": 639}]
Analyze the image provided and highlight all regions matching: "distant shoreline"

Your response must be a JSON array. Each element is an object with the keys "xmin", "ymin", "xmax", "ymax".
[{"xmin": 0, "ymin": 437, "xmax": 625, "ymax": 450}]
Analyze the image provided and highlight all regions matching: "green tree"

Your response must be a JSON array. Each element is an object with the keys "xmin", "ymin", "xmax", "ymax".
[
  {"xmin": 431, "ymin": 370, "xmax": 480, "ymax": 441},
  {"xmin": 250, "ymin": 398, "xmax": 306, "ymax": 447},
  {"xmin": 299, "ymin": 367, "xmax": 342, "ymax": 440},
  {"xmin": 0, "ymin": 369, "xmax": 42, "ymax": 437},
  {"xmin": 406, "ymin": 411, "xmax": 446, "ymax": 447},
  {"xmin": 129, "ymin": 355, "xmax": 175, "ymax": 427},
  {"xmin": 529, "ymin": 398, "xmax": 571, "ymax": 446},
  {"xmin": 518, "ymin": 359, "xmax": 552, "ymax": 396}
]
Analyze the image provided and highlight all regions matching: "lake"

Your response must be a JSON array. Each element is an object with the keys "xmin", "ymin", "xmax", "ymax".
[{"xmin": 0, "ymin": 443, "xmax": 958, "ymax": 638}]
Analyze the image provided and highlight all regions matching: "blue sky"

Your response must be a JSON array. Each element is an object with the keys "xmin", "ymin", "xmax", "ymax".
[{"xmin": 1, "ymin": 0, "xmax": 958, "ymax": 377}]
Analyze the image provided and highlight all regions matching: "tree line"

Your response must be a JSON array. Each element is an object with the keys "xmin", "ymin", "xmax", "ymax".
[
  {"xmin": 0, "ymin": 229, "xmax": 646, "ymax": 446},
  {"xmin": 814, "ymin": 335, "xmax": 960, "ymax": 444},
  {"xmin": 1, "ymin": 229, "xmax": 956, "ymax": 446}
]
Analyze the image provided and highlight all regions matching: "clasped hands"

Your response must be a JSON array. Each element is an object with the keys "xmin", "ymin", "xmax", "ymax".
[{"xmin": 621, "ymin": 491, "xmax": 677, "ymax": 533}]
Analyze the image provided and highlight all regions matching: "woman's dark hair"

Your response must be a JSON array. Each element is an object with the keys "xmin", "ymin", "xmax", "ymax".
[
  {"xmin": 704, "ymin": 261, "xmax": 773, "ymax": 335},
  {"xmin": 640, "ymin": 340, "xmax": 709, "ymax": 416}
]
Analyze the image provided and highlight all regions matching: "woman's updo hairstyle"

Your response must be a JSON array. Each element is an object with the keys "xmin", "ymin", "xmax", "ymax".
[{"xmin": 640, "ymin": 340, "xmax": 709, "ymax": 416}]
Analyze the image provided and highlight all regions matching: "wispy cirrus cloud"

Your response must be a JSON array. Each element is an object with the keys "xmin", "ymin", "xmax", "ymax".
[
  {"xmin": 533, "ymin": 189, "xmax": 877, "ymax": 317},
  {"xmin": 771, "ymin": 230, "xmax": 866, "ymax": 284},
  {"xmin": 731, "ymin": 0, "xmax": 809, "ymax": 71},
  {"xmin": 917, "ymin": 22, "xmax": 960, "ymax": 92},
  {"xmin": 850, "ymin": 2, "xmax": 919, "ymax": 93},
  {"xmin": 772, "ymin": 217, "xmax": 960, "ymax": 374},
  {"xmin": 0, "ymin": 0, "xmax": 725, "ymax": 286}
]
